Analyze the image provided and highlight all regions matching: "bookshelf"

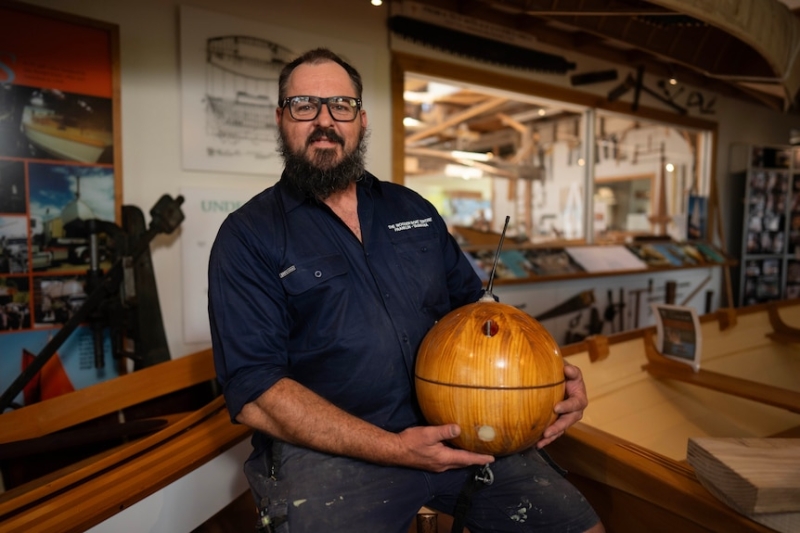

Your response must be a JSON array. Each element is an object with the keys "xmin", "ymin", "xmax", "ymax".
[{"xmin": 730, "ymin": 144, "xmax": 800, "ymax": 306}]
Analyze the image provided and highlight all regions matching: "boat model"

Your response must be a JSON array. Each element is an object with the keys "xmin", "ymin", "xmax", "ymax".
[
  {"xmin": 548, "ymin": 299, "xmax": 800, "ymax": 533},
  {"xmin": 21, "ymin": 105, "xmax": 113, "ymax": 164}
]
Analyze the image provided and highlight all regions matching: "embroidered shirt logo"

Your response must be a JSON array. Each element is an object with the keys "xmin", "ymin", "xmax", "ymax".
[{"xmin": 388, "ymin": 218, "xmax": 432, "ymax": 232}]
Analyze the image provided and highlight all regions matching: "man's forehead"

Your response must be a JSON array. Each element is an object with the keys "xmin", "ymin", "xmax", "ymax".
[{"xmin": 287, "ymin": 61, "xmax": 354, "ymax": 94}]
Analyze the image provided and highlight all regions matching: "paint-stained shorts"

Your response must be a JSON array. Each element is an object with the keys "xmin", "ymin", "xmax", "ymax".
[{"xmin": 245, "ymin": 438, "xmax": 600, "ymax": 533}]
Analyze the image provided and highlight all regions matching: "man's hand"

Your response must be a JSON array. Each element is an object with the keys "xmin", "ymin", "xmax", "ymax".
[
  {"xmin": 536, "ymin": 362, "xmax": 588, "ymax": 448},
  {"xmin": 395, "ymin": 424, "xmax": 495, "ymax": 472}
]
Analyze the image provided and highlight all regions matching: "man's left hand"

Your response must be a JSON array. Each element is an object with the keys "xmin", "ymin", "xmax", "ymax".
[{"xmin": 536, "ymin": 362, "xmax": 588, "ymax": 448}]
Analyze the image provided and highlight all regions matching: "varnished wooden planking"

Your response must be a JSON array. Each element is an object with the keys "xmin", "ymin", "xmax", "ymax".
[
  {"xmin": 0, "ymin": 404, "xmax": 250, "ymax": 533},
  {"xmin": 547, "ymin": 424, "xmax": 777, "ymax": 533},
  {"xmin": 0, "ymin": 349, "xmax": 217, "ymax": 443},
  {"xmin": 550, "ymin": 302, "xmax": 800, "ymax": 532},
  {"xmin": 564, "ymin": 303, "xmax": 800, "ymax": 461},
  {"xmin": 0, "ymin": 397, "xmax": 226, "ymax": 517},
  {"xmin": 687, "ymin": 438, "xmax": 800, "ymax": 514}
]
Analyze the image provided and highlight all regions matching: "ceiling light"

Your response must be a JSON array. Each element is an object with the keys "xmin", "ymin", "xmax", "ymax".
[
  {"xmin": 667, "ymin": 65, "xmax": 678, "ymax": 85},
  {"xmin": 537, "ymin": 108, "xmax": 546, "ymax": 116},
  {"xmin": 403, "ymin": 117, "xmax": 422, "ymax": 127},
  {"xmin": 666, "ymin": 163, "xmax": 675, "ymax": 172},
  {"xmin": 371, "ymin": 0, "xmax": 382, "ymax": 5}
]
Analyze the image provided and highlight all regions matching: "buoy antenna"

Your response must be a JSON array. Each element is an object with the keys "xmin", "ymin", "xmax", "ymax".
[{"xmin": 481, "ymin": 215, "xmax": 510, "ymax": 301}]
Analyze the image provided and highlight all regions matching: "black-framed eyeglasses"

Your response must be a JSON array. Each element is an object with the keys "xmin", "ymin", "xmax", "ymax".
[{"xmin": 280, "ymin": 95, "xmax": 362, "ymax": 122}]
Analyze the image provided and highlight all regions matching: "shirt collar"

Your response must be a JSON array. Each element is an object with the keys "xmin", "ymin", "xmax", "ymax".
[{"xmin": 277, "ymin": 171, "xmax": 379, "ymax": 213}]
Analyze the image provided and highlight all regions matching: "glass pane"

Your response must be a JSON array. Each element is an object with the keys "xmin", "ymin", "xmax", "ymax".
[
  {"xmin": 593, "ymin": 113, "xmax": 707, "ymax": 243},
  {"xmin": 403, "ymin": 74, "xmax": 587, "ymax": 245}
]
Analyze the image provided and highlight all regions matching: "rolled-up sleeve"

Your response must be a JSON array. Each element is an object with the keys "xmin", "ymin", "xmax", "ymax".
[{"xmin": 208, "ymin": 211, "xmax": 290, "ymax": 421}]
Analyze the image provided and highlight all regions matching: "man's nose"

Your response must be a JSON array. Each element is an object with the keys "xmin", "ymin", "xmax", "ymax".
[{"xmin": 314, "ymin": 103, "xmax": 335, "ymax": 126}]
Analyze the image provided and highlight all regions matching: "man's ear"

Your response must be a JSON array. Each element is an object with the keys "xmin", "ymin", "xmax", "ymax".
[
  {"xmin": 360, "ymin": 109, "xmax": 367, "ymax": 129},
  {"xmin": 275, "ymin": 106, "xmax": 283, "ymax": 126}
]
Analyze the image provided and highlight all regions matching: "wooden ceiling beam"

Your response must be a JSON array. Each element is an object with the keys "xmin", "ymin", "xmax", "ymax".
[{"xmin": 405, "ymin": 97, "xmax": 509, "ymax": 145}]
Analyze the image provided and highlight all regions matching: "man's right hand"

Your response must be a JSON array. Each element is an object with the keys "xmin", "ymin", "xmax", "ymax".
[{"xmin": 394, "ymin": 424, "xmax": 495, "ymax": 472}]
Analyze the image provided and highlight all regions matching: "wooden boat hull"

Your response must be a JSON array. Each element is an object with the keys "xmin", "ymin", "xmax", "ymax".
[
  {"xmin": 0, "ymin": 349, "xmax": 251, "ymax": 533},
  {"xmin": 548, "ymin": 300, "xmax": 800, "ymax": 533}
]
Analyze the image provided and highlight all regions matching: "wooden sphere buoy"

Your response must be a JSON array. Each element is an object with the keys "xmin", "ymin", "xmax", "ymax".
[{"xmin": 415, "ymin": 300, "xmax": 565, "ymax": 456}]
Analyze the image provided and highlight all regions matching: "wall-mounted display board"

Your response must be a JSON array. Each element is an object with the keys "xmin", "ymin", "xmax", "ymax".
[
  {"xmin": 730, "ymin": 144, "xmax": 800, "ymax": 306},
  {"xmin": 0, "ymin": 0, "xmax": 122, "ymax": 409}
]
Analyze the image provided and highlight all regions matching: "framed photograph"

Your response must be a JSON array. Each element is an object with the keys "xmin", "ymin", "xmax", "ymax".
[
  {"xmin": 0, "ymin": 0, "xmax": 122, "ymax": 408},
  {"xmin": 651, "ymin": 303, "xmax": 702, "ymax": 372},
  {"xmin": 687, "ymin": 194, "xmax": 707, "ymax": 241}
]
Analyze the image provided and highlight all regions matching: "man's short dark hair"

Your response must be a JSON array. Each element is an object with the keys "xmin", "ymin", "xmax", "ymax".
[{"xmin": 278, "ymin": 48, "xmax": 363, "ymax": 101}]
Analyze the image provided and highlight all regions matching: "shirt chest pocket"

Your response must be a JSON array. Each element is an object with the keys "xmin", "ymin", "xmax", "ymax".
[
  {"xmin": 390, "ymin": 234, "xmax": 448, "ymax": 313},
  {"xmin": 280, "ymin": 254, "xmax": 349, "ymax": 296}
]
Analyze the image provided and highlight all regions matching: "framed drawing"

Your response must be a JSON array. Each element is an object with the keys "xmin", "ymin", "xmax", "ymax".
[
  {"xmin": 179, "ymin": 5, "xmax": 377, "ymax": 176},
  {"xmin": 0, "ymin": 0, "xmax": 122, "ymax": 409}
]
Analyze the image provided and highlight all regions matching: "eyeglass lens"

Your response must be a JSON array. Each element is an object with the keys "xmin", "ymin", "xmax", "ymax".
[{"xmin": 287, "ymin": 96, "xmax": 359, "ymax": 121}]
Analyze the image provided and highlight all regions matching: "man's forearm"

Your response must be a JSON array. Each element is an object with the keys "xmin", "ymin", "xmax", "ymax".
[{"xmin": 237, "ymin": 377, "xmax": 403, "ymax": 464}]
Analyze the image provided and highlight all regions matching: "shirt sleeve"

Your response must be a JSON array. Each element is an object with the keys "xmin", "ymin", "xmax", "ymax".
[{"xmin": 208, "ymin": 211, "xmax": 291, "ymax": 421}]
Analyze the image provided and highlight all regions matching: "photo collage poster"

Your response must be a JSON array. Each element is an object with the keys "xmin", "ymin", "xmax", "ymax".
[{"xmin": 0, "ymin": 4, "xmax": 121, "ymax": 410}]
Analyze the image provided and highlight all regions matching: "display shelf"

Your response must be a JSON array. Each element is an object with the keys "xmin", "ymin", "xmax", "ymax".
[
  {"xmin": 731, "ymin": 144, "xmax": 800, "ymax": 306},
  {"xmin": 459, "ymin": 238, "xmax": 731, "ymax": 286}
]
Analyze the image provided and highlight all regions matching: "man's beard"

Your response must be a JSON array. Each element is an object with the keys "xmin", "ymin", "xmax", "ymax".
[{"xmin": 278, "ymin": 126, "xmax": 368, "ymax": 200}]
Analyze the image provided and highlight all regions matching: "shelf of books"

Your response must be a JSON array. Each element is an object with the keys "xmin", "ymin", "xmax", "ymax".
[{"xmin": 730, "ymin": 144, "xmax": 800, "ymax": 306}]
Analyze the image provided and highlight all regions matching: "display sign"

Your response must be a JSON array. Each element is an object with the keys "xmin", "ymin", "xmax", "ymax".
[{"xmin": 652, "ymin": 303, "xmax": 702, "ymax": 372}]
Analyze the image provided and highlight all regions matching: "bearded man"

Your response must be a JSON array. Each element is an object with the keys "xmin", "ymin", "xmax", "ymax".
[{"xmin": 208, "ymin": 48, "xmax": 602, "ymax": 533}]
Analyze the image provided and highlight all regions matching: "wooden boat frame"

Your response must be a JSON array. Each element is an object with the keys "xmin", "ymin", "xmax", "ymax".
[
  {"xmin": 0, "ymin": 349, "xmax": 251, "ymax": 533},
  {"xmin": 548, "ymin": 299, "xmax": 800, "ymax": 533}
]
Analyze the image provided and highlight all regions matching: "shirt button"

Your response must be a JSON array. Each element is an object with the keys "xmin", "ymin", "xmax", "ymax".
[
  {"xmin": 314, "ymin": 271, "xmax": 322, "ymax": 278},
  {"xmin": 384, "ymin": 293, "xmax": 390, "ymax": 298}
]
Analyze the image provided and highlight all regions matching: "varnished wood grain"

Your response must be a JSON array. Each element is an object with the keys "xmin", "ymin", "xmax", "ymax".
[
  {"xmin": 0, "ymin": 349, "xmax": 216, "ymax": 444},
  {"xmin": 687, "ymin": 437, "xmax": 800, "ymax": 514},
  {"xmin": 416, "ymin": 301, "xmax": 564, "ymax": 455}
]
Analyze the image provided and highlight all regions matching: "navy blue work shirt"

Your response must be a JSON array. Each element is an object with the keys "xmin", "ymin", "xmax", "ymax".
[{"xmin": 208, "ymin": 171, "xmax": 484, "ymax": 436}]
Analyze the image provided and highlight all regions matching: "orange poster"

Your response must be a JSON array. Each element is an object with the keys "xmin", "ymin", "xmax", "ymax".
[{"xmin": 0, "ymin": 5, "xmax": 112, "ymax": 97}]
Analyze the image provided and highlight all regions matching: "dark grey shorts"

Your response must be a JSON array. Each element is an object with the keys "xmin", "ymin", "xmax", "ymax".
[{"xmin": 245, "ymin": 438, "xmax": 600, "ymax": 533}]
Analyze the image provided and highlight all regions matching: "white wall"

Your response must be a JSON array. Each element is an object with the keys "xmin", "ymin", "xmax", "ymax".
[{"xmin": 18, "ymin": 0, "xmax": 800, "ymax": 358}]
